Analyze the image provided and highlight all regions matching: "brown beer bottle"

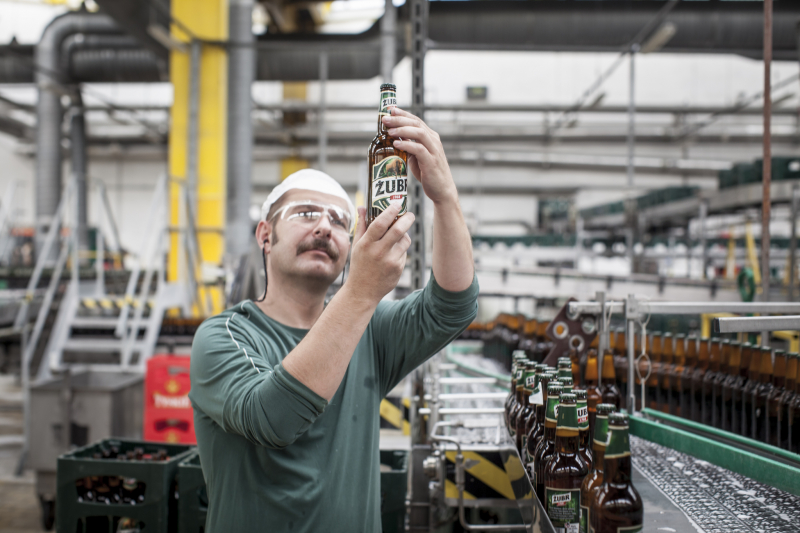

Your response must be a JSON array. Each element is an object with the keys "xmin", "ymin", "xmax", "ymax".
[
  {"xmin": 614, "ymin": 327, "xmax": 629, "ymax": 403},
  {"xmin": 686, "ymin": 335, "xmax": 702, "ymax": 422},
  {"xmin": 575, "ymin": 389, "xmax": 594, "ymax": 472},
  {"xmin": 787, "ymin": 354, "xmax": 800, "ymax": 453},
  {"xmin": 754, "ymin": 347, "xmax": 774, "ymax": 444},
  {"xmin": 367, "ymin": 83, "xmax": 408, "ymax": 227},
  {"xmin": 741, "ymin": 345, "xmax": 761, "ymax": 439},
  {"xmin": 505, "ymin": 355, "xmax": 526, "ymax": 434},
  {"xmin": 695, "ymin": 338, "xmax": 711, "ymax": 425},
  {"xmin": 591, "ymin": 412, "xmax": 643, "ymax": 533},
  {"xmin": 534, "ymin": 383, "xmax": 564, "ymax": 502},
  {"xmin": 569, "ymin": 349, "xmax": 582, "ymax": 387},
  {"xmin": 703, "ymin": 339, "xmax": 721, "ymax": 427},
  {"xmin": 515, "ymin": 363, "xmax": 538, "ymax": 455},
  {"xmin": 559, "ymin": 376, "xmax": 575, "ymax": 395},
  {"xmin": 780, "ymin": 353, "xmax": 797, "ymax": 450},
  {"xmin": 558, "ymin": 358, "xmax": 574, "ymax": 380},
  {"xmin": 733, "ymin": 343, "xmax": 752, "ymax": 436},
  {"xmin": 585, "ymin": 350, "xmax": 603, "ymax": 439},
  {"xmin": 660, "ymin": 333, "xmax": 678, "ymax": 415},
  {"xmin": 673, "ymin": 333, "xmax": 689, "ymax": 418},
  {"xmin": 525, "ymin": 371, "xmax": 553, "ymax": 473},
  {"xmin": 722, "ymin": 341, "xmax": 742, "ymax": 433},
  {"xmin": 648, "ymin": 332, "xmax": 663, "ymax": 411},
  {"xmin": 580, "ymin": 403, "xmax": 616, "ymax": 533},
  {"xmin": 600, "ymin": 351, "xmax": 622, "ymax": 409},
  {"xmin": 714, "ymin": 340, "xmax": 731, "ymax": 431},
  {"xmin": 508, "ymin": 358, "xmax": 529, "ymax": 437},
  {"xmin": 544, "ymin": 393, "xmax": 588, "ymax": 533},
  {"xmin": 767, "ymin": 350, "xmax": 787, "ymax": 447}
]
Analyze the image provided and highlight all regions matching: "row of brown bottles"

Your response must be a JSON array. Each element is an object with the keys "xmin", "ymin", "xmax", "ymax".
[
  {"xmin": 465, "ymin": 313, "xmax": 554, "ymax": 364},
  {"xmin": 76, "ymin": 446, "xmax": 170, "ymax": 505},
  {"xmin": 505, "ymin": 354, "xmax": 641, "ymax": 532}
]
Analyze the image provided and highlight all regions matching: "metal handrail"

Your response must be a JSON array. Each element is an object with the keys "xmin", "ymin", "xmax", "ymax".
[{"xmin": 714, "ymin": 315, "xmax": 800, "ymax": 334}]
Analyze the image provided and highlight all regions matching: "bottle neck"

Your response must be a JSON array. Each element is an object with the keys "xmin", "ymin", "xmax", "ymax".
[
  {"xmin": 591, "ymin": 448, "xmax": 605, "ymax": 473},
  {"xmin": 555, "ymin": 431, "xmax": 581, "ymax": 453},
  {"xmin": 604, "ymin": 455, "xmax": 633, "ymax": 485},
  {"xmin": 377, "ymin": 89, "xmax": 396, "ymax": 133}
]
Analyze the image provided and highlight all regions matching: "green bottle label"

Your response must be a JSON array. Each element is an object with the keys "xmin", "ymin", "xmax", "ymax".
[
  {"xmin": 545, "ymin": 394, "xmax": 560, "ymax": 424},
  {"xmin": 558, "ymin": 368, "xmax": 572, "ymax": 379},
  {"xmin": 371, "ymin": 156, "xmax": 408, "ymax": 215},
  {"xmin": 525, "ymin": 370, "xmax": 537, "ymax": 390},
  {"xmin": 378, "ymin": 89, "xmax": 397, "ymax": 116},
  {"xmin": 557, "ymin": 402, "xmax": 579, "ymax": 432},
  {"xmin": 577, "ymin": 400, "xmax": 589, "ymax": 430},
  {"xmin": 545, "ymin": 487, "xmax": 581, "ymax": 532},
  {"xmin": 604, "ymin": 423, "xmax": 631, "ymax": 459},
  {"xmin": 580, "ymin": 504, "xmax": 589, "ymax": 533},
  {"xmin": 616, "ymin": 526, "xmax": 642, "ymax": 533},
  {"xmin": 593, "ymin": 415, "xmax": 610, "ymax": 447},
  {"xmin": 516, "ymin": 368, "xmax": 524, "ymax": 383}
]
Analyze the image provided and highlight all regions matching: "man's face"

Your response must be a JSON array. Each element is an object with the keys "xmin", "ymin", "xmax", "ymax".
[{"xmin": 260, "ymin": 189, "xmax": 352, "ymax": 290}]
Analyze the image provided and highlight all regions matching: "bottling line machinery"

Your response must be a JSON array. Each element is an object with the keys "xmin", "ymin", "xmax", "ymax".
[{"xmin": 405, "ymin": 294, "xmax": 800, "ymax": 533}]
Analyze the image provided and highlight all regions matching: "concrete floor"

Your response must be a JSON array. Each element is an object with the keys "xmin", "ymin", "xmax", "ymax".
[{"xmin": 0, "ymin": 375, "xmax": 42, "ymax": 533}]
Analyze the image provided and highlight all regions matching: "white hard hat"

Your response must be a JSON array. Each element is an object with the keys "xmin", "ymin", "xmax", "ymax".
[{"xmin": 260, "ymin": 169, "xmax": 356, "ymax": 223}]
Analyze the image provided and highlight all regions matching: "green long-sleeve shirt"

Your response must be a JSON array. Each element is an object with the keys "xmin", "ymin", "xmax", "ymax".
[{"xmin": 189, "ymin": 274, "xmax": 479, "ymax": 533}]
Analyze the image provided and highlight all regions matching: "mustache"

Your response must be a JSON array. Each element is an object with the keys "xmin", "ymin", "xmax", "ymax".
[{"xmin": 296, "ymin": 238, "xmax": 340, "ymax": 261}]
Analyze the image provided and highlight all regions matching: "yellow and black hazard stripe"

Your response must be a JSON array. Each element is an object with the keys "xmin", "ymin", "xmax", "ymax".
[
  {"xmin": 80, "ymin": 297, "xmax": 154, "ymax": 311},
  {"xmin": 444, "ymin": 450, "xmax": 517, "ymax": 502},
  {"xmin": 380, "ymin": 397, "xmax": 411, "ymax": 435}
]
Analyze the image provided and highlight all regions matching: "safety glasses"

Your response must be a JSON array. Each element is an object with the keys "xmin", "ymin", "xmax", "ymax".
[{"xmin": 269, "ymin": 200, "xmax": 354, "ymax": 235}]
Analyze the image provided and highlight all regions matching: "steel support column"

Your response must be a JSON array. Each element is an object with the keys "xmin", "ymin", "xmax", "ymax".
[
  {"xmin": 409, "ymin": 0, "xmax": 428, "ymax": 291},
  {"xmin": 761, "ymin": 0, "xmax": 773, "ymax": 307}
]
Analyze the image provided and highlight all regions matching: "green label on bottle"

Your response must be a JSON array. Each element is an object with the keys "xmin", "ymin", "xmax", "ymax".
[
  {"xmin": 580, "ymin": 504, "xmax": 589, "ymax": 533},
  {"xmin": 604, "ymin": 423, "xmax": 631, "ymax": 459},
  {"xmin": 577, "ymin": 400, "xmax": 589, "ymax": 430},
  {"xmin": 378, "ymin": 90, "xmax": 397, "ymax": 116},
  {"xmin": 371, "ymin": 156, "xmax": 408, "ymax": 215},
  {"xmin": 557, "ymin": 402, "xmax": 579, "ymax": 432},
  {"xmin": 546, "ymin": 394, "xmax": 560, "ymax": 424},
  {"xmin": 616, "ymin": 526, "xmax": 642, "ymax": 533},
  {"xmin": 525, "ymin": 371, "xmax": 537, "ymax": 390},
  {"xmin": 593, "ymin": 415, "xmax": 610, "ymax": 447},
  {"xmin": 545, "ymin": 487, "xmax": 581, "ymax": 533}
]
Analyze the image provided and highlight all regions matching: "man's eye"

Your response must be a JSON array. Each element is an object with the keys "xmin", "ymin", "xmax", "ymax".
[
  {"xmin": 298, "ymin": 211, "xmax": 319, "ymax": 219},
  {"xmin": 331, "ymin": 218, "xmax": 346, "ymax": 228}
]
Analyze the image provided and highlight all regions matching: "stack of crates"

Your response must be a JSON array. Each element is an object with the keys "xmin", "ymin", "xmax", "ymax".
[
  {"xmin": 177, "ymin": 452, "xmax": 207, "ymax": 533},
  {"xmin": 144, "ymin": 355, "xmax": 196, "ymax": 444},
  {"xmin": 56, "ymin": 439, "xmax": 194, "ymax": 532}
]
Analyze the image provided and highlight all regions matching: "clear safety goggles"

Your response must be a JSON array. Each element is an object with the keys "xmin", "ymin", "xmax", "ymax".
[{"xmin": 269, "ymin": 200, "xmax": 354, "ymax": 235}]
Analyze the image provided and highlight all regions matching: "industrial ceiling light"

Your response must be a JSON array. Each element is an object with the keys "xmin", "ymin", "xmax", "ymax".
[{"xmin": 640, "ymin": 22, "xmax": 677, "ymax": 54}]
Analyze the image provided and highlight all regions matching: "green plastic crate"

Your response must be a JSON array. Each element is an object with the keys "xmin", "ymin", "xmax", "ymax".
[
  {"xmin": 380, "ymin": 450, "xmax": 408, "ymax": 533},
  {"xmin": 177, "ymin": 452, "xmax": 207, "ymax": 533},
  {"xmin": 56, "ymin": 439, "xmax": 194, "ymax": 533}
]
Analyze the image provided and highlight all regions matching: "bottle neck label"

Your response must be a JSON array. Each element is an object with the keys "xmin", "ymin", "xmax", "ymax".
[
  {"xmin": 577, "ymin": 401, "xmax": 589, "ymax": 430},
  {"xmin": 556, "ymin": 403, "xmax": 579, "ymax": 432},
  {"xmin": 592, "ymin": 414, "xmax": 610, "ymax": 446},
  {"xmin": 371, "ymin": 156, "xmax": 408, "ymax": 215},
  {"xmin": 604, "ymin": 424, "xmax": 631, "ymax": 458},
  {"xmin": 545, "ymin": 395, "xmax": 560, "ymax": 424},
  {"xmin": 379, "ymin": 90, "xmax": 397, "ymax": 116}
]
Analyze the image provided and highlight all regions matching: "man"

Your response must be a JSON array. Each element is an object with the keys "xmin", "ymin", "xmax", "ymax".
[{"xmin": 189, "ymin": 108, "xmax": 477, "ymax": 532}]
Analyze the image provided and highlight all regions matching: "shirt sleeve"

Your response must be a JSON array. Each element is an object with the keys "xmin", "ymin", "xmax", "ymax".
[
  {"xmin": 371, "ymin": 272, "xmax": 479, "ymax": 397},
  {"xmin": 189, "ymin": 316, "xmax": 328, "ymax": 449}
]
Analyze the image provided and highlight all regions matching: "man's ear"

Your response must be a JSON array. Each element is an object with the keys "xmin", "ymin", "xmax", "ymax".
[{"xmin": 255, "ymin": 220, "xmax": 272, "ymax": 253}]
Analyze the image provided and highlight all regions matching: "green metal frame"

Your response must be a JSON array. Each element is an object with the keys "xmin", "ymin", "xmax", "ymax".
[{"xmin": 631, "ymin": 409, "xmax": 800, "ymax": 497}]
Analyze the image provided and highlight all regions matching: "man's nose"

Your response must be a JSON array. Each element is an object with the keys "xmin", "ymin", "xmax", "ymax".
[{"xmin": 313, "ymin": 215, "xmax": 332, "ymax": 238}]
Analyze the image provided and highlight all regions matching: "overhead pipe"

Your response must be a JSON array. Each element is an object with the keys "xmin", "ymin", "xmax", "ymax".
[
  {"xmin": 69, "ymin": 91, "xmax": 88, "ymax": 252},
  {"xmin": 34, "ymin": 12, "xmax": 119, "ymax": 239},
  {"xmin": 226, "ymin": 0, "xmax": 255, "ymax": 263}
]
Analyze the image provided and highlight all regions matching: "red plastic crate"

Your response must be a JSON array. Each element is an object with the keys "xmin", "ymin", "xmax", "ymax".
[{"xmin": 144, "ymin": 355, "xmax": 196, "ymax": 444}]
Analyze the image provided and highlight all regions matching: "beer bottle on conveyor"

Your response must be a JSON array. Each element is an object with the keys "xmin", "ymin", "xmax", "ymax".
[
  {"xmin": 367, "ymin": 83, "xmax": 408, "ymax": 227},
  {"xmin": 558, "ymin": 358, "xmax": 573, "ymax": 379},
  {"xmin": 580, "ymin": 403, "xmax": 616, "ymax": 533},
  {"xmin": 534, "ymin": 383, "xmax": 563, "ymax": 502},
  {"xmin": 648, "ymin": 332, "xmax": 663, "ymax": 411},
  {"xmin": 591, "ymin": 412, "xmax": 643, "ymax": 533},
  {"xmin": 516, "ymin": 363, "xmax": 538, "ymax": 455},
  {"xmin": 732, "ymin": 343, "xmax": 752, "ymax": 436},
  {"xmin": 703, "ymin": 338, "xmax": 721, "ymax": 428},
  {"xmin": 787, "ymin": 353, "xmax": 800, "ymax": 453},
  {"xmin": 687, "ymin": 335, "xmax": 703, "ymax": 423},
  {"xmin": 559, "ymin": 376, "xmax": 575, "ymax": 395},
  {"xmin": 525, "ymin": 371, "xmax": 552, "ymax": 471},
  {"xmin": 722, "ymin": 341, "xmax": 743, "ymax": 433},
  {"xmin": 506, "ymin": 352, "xmax": 528, "ymax": 425},
  {"xmin": 522, "ymin": 364, "xmax": 548, "ymax": 444},
  {"xmin": 767, "ymin": 350, "xmax": 788, "ymax": 448},
  {"xmin": 714, "ymin": 340, "xmax": 731, "ymax": 430},
  {"xmin": 544, "ymin": 393, "xmax": 588, "ymax": 533},
  {"xmin": 754, "ymin": 347, "xmax": 774, "ymax": 444},
  {"xmin": 676, "ymin": 334, "xmax": 692, "ymax": 419},
  {"xmin": 569, "ymin": 349, "xmax": 582, "ymax": 387},
  {"xmin": 585, "ymin": 349, "xmax": 603, "ymax": 439},
  {"xmin": 660, "ymin": 333, "xmax": 675, "ymax": 415},
  {"xmin": 741, "ymin": 345, "xmax": 761, "ymax": 439},
  {"xmin": 614, "ymin": 327, "xmax": 629, "ymax": 404},
  {"xmin": 575, "ymin": 389, "xmax": 594, "ymax": 472},
  {"xmin": 600, "ymin": 351, "xmax": 622, "ymax": 409},
  {"xmin": 780, "ymin": 353, "xmax": 797, "ymax": 450},
  {"xmin": 508, "ymin": 356, "xmax": 529, "ymax": 436}
]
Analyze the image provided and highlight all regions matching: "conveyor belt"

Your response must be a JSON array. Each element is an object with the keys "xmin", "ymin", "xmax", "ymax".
[{"xmin": 631, "ymin": 436, "xmax": 800, "ymax": 533}]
